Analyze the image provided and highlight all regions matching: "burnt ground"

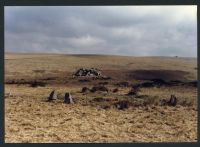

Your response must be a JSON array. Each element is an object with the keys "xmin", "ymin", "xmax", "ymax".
[
  {"xmin": 5, "ymin": 69, "xmax": 197, "ymax": 88},
  {"xmin": 129, "ymin": 70, "xmax": 189, "ymax": 81}
]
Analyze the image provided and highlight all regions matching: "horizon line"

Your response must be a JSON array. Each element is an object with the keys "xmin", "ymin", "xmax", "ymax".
[{"xmin": 4, "ymin": 51, "xmax": 197, "ymax": 58}]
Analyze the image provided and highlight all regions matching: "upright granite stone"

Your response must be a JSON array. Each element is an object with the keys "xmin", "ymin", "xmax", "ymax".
[
  {"xmin": 168, "ymin": 95, "xmax": 177, "ymax": 106},
  {"xmin": 64, "ymin": 92, "xmax": 74, "ymax": 104},
  {"xmin": 47, "ymin": 90, "xmax": 57, "ymax": 102}
]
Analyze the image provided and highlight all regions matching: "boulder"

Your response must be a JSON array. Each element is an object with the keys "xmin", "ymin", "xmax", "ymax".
[{"xmin": 81, "ymin": 87, "xmax": 90, "ymax": 93}]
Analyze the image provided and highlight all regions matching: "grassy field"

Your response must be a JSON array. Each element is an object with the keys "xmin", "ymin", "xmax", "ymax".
[{"xmin": 5, "ymin": 53, "xmax": 197, "ymax": 143}]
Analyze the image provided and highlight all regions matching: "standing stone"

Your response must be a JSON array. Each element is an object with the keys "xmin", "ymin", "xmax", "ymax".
[
  {"xmin": 48, "ymin": 90, "xmax": 57, "ymax": 102},
  {"xmin": 168, "ymin": 95, "xmax": 177, "ymax": 106},
  {"xmin": 64, "ymin": 92, "xmax": 74, "ymax": 104}
]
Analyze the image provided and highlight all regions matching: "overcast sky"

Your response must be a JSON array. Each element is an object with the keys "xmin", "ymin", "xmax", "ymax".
[{"xmin": 5, "ymin": 6, "xmax": 197, "ymax": 57}]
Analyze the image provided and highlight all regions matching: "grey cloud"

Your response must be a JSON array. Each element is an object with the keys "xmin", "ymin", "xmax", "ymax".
[{"xmin": 5, "ymin": 6, "xmax": 197, "ymax": 57}]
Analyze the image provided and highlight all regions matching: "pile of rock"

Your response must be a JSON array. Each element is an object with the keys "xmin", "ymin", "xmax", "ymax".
[{"xmin": 73, "ymin": 68, "xmax": 101, "ymax": 77}]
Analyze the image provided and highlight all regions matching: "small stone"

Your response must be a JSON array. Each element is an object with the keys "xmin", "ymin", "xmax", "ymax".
[
  {"xmin": 127, "ymin": 88, "xmax": 139, "ymax": 96},
  {"xmin": 112, "ymin": 88, "xmax": 118, "ymax": 93},
  {"xmin": 115, "ymin": 100, "xmax": 130, "ymax": 110},
  {"xmin": 81, "ymin": 87, "xmax": 90, "ymax": 93}
]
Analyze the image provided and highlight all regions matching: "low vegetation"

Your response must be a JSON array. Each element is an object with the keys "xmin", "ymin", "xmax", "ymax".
[{"xmin": 5, "ymin": 53, "xmax": 197, "ymax": 143}]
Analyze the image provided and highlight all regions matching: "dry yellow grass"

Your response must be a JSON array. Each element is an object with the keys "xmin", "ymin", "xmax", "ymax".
[
  {"xmin": 5, "ymin": 53, "xmax": 197, "ymax": 143},
  {"xmin": 5, "ymin": 53, "xmax": 197, "ymax": 80}
]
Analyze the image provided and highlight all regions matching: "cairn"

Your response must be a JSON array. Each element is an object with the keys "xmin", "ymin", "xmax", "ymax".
[{"xmin": 73, "ymin": 68, "xmax": 101, "ymax": 77}]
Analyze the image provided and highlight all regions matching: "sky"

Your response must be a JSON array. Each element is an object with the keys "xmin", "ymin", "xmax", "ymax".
[{"xmin": 5, "ymin": 6, "xmax": 197, "ymax": 57}]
